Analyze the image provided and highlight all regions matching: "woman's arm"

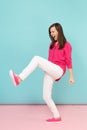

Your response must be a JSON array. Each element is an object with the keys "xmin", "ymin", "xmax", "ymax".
[{"xmin": 68, "ymin": 68, "xmax": 75, "ymax": 84}]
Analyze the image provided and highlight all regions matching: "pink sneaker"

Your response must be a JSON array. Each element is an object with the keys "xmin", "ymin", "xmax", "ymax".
[
  {"xmin": 9, "ymin": 70, "xmax": 19, "ymax": 86},
  {"xmin": 46, "ymin": 117, "xmax": 61, "ymax": 122}
]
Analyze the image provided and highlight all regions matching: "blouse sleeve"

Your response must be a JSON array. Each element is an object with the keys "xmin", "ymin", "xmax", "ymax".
[{"xmin": 64, "ymin": 42, "xmax": 72, "ymax": 69}]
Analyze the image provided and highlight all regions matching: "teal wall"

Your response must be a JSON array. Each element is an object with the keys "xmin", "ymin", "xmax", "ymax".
[{"xmin": 0, "ymin": 0, "xmax": 87, "ymax": 104}]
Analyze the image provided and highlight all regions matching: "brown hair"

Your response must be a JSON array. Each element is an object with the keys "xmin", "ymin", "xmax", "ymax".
[{"xmin": 49, "ymin": 23, "xmax": 66, "ymax": 49}]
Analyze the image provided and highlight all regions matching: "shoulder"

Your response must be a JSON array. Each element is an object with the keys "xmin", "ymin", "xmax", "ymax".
[
  {"xmin": 64, "ymin": 41, "xmax": 72, "ymax": 49},
  {"xmin": 64, "ymin": 41, "xmax": 72, "ymax": 53},
  {"xmin": 65, "ymin": 41, "xmax": 71, "ymax": 46}
]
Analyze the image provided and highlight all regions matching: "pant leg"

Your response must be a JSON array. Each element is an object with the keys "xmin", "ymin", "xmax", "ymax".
[
  {"xmin": 43, "ymin": 73, "xmax": 60, "ymax": 118},
  {"xmin": 19, "ymin": 56, "xmax": 63, "ymax": 80}
]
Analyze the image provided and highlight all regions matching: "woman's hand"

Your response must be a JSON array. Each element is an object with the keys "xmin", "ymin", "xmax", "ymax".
[{"xmin": 69, "ymin": 77, "xmax": 75, "ymax": 84}]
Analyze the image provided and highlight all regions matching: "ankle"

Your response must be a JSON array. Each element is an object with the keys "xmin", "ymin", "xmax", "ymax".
[{"xmin": 18, "ymin": 77, "xmax": 22, "ymax": 83}]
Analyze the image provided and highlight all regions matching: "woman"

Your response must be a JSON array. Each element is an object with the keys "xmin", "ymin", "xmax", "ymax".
[{"xmin": 9, "ymin": 23, "xmax": 75, "ymax": 122}]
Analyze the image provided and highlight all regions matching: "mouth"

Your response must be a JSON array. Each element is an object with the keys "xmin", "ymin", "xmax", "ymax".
[{"xmin": 53, "ymin": 36, "xmax": 57, "ymax": 40}]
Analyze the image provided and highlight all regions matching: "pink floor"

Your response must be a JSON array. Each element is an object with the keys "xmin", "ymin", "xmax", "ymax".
[{"xmin": 0, "ymin": 105, "xmax": 87, "ymax": 130}]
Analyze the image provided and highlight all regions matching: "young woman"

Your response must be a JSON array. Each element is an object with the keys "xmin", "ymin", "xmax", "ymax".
[{"xmin": 9, "ymin": 23, "xmax": 75, "ymax": 122}]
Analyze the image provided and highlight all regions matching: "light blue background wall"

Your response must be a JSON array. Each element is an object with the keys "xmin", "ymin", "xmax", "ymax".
[{"xmin": 0, "ymin": 0, "xmax": 87, "ymax": 104}]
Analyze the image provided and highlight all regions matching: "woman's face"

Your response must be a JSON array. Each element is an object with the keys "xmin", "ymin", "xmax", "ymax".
[{"xmin": 50, "ymin": 26, "xmax": 58, "ymax": 41}]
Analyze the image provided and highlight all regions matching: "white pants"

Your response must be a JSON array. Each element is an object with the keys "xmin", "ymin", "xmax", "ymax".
[{"xmin": 19, "ymin": 56, "xmax": 63, "ymax": 118}]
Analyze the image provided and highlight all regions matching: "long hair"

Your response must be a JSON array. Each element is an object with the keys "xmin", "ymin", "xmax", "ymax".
[{"xmin": 49, "ymin": 23, "xmax": 66, "ymax": 49}]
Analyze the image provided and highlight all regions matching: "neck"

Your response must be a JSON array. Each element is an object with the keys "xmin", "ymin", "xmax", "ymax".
[{"xmin": 55, "ymin": 41, "xmax": 59, "ymax": 44}]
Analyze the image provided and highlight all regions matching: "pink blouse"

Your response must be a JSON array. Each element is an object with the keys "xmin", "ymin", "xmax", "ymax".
[{"xmin": 48, "ymin": 42, "xmax": 72, "ymax": 74}]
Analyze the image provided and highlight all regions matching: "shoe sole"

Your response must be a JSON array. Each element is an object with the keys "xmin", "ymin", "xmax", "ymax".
[{"xmin": 9, "ymin": 70, "xmax": 17, "ymax": 86}]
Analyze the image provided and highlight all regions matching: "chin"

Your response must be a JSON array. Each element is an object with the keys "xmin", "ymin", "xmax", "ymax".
[{"xmin": 54, "ymin": 39, "xmax": 57, "ymax": 42}]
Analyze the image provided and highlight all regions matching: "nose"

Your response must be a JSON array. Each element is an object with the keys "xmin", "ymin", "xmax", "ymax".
[{"xmin": 51, "ymin": 32, "xmax": 55, "ymax": 37}]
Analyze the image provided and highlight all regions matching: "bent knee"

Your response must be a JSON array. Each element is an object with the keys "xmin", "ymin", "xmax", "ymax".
[{"xmin": 33, "ymin": 55, "xmax": 41, "ymax": 60}]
